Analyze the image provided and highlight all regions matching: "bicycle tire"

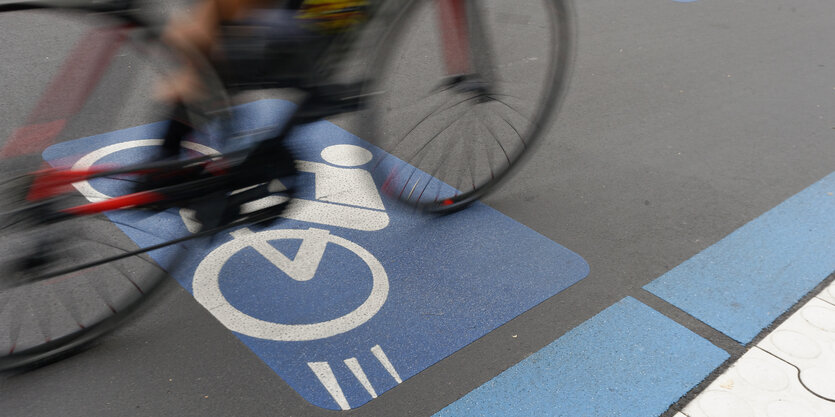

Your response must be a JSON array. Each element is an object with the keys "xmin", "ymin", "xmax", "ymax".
[
  {"xmin": 363, "ymin": 0, "xmax": 574, "ymax": 213},
  {"xmin": 0, "ymin": 3, "xmax": 228, "ymax": 371}
]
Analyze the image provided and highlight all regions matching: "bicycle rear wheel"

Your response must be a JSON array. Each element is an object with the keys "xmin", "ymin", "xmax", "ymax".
[
  {"xmin": 0, "ymin": 4, "xmax": 226, "ymax": 371},
  {"xmin": 365, "ymin": 0, "xmax": 573, "ymax": 212}
]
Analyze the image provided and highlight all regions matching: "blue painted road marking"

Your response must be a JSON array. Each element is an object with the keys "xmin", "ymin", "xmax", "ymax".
[
  {"xmin": 645, "ymin": 172, "xmax": 835, "ymax": 343},
  {"xmin": 433, "ymin": 172, "xmax": 835, "ymax": 416},
  {"xmin": 433, "ymin": 297, "xmax": 729, "ymax": 417},
  {"xmin": 44, "ymin": 100, "xmax": 590, "ymax": 410}
]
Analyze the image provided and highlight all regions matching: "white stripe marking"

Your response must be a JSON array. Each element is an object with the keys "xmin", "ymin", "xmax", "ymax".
[
  {"xmin": 371, "ymin": 345, "xmax": 402, "ymax": 384},
  {"xmin": 308, "ymin": 362, "xmax": 351, "ymax": 410},
  {"xmin": 344, "ymin": 357, "xmax": 378, "ymax": 398}
]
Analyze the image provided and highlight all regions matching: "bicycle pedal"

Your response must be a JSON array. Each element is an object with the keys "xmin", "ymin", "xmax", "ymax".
[{"xmin": 189, "ymin": 191, "xmax": 230, "ymax": 230}]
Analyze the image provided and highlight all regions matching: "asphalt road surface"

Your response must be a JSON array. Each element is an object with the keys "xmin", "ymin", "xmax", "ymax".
[{"xmin": 1, "ymin": 0, "xmax": 833, "ymax": 416}]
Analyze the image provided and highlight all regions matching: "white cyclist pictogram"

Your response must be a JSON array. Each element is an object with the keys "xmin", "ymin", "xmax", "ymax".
[
  {"xmin": 72, "ymin": 139, "xmax": 391, "ymax": 342},
  {"xmin": 187, "ymin": 143, "xmax": 391, "ymax": 341},
  {"xmin": 69, "ymin": 138, "xmax": 389, "ymax": 232},
  {"xmin": 180, "ymin": 143, "xmax": 390, "ymax": 232},
  {"xmin": 70, "ymin": 138, "xmax": 218, "ymax": 200}
]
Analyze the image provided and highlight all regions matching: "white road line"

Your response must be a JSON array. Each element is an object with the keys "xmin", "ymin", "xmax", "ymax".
[
  {"xmin": 308, "ymin": 362, "xmax": 351, "ymax": 410},
  {"xmin": 371, "ymin": 345, "xmax": 402, "ymax": 384},
  {"xmin": 344, "ymin": 357, "xmax": 378, "ymax": 398}
]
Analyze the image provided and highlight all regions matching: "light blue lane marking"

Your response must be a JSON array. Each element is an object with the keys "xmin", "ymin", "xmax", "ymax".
[
  {"xmin": 434, "ymin": 297, "xmax": 728, "ymax": 417},
  {"xmin": 645, "ymin": 172, "xmax": 835, "ymax": 343}
]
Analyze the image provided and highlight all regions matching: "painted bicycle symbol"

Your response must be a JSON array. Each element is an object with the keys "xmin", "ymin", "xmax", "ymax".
[
  {"xmin": 189, "ymin": 142, "xmax": 392, "ymax": 341},
  {"xmin": 72, "ymin": 138, "xmax": 392, "ymax": 342},
  {"xmin": 193, "ymin": 226, "xmax": 389, "ymax": 341}
]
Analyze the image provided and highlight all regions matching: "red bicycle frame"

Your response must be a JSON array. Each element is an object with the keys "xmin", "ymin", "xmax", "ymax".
[{"xmin": 5, "ymin": 0, "xmax": 477, "ymax": 217}]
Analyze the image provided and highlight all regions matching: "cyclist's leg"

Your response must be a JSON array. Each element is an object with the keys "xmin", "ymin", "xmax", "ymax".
[{"xmin": 161, "ymin": 101, "xmax": 193, "ymax": 156}]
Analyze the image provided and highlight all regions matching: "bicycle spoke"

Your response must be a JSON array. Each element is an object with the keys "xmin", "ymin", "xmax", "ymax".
[
  {"xmin": 396, "ymin": 162, "xmax": 423, "ymax": 200},
  {"xmin": 87, "ymin": 272, "xmax": 118, "ymax": 315},
  {"xmin": 400, "ymin": 101, "xmax": 473, "ymax": 166},
  {"xmin": 0, "ymin": 295, "xmax": 19, "ymax": 353},
  {"xmin": 414, "ymin": 127, "xmax": 460, "ymax": 203},
  {"xmin": 477, "ymin": 115, "xmax": 502, "ymax": 179},
  {"xmin": 402, "ymin": 115, "xmax": 470, "ymax": 201},
  {"xmin": 485, "ymin": 93, "xmax": 535, "ymax": 128},
  {"xmin": 496, "ymin": 111, "xmax": 528, "ymax": 149},
  {"xmin": 5, "ymin": 298, "xmax": 23, "ymax": 354},
  {"xmin": 384, "ymin": 92, "xmax": 485, "ymax": 159},
  {"xmin": 461, "ymin": 115, "xmax": 479, "ymax": 192},
  {"xmin": 43, "ymin": 284, "xmax": 82, "ymax": 339}
]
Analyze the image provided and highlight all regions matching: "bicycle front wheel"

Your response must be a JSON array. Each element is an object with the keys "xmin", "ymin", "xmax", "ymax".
[
  {"xmin": 366, "ymin": 0, "xmax": 573, "ymax": 212},
  {"xmin": 0, "ymin": 3, "xmax": 225, "ymax": 371}
]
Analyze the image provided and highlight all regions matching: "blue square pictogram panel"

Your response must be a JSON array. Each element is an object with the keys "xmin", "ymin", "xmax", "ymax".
[{"xmin": 44, "ymin": 100, "xmax": 589, "ymax": 410}]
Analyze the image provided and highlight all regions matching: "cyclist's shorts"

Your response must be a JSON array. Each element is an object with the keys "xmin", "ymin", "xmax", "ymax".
[{"xmin": 294, "ymin": 0, "xmax": 370, "ymax": 34}]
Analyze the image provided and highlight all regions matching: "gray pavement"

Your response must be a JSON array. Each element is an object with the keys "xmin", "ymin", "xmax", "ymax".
[{"xmin": 1, "ymin": 0, "xmax": 834, "ymax": 416}]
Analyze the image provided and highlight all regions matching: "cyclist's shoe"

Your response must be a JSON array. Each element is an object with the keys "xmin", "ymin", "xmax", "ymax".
[
  {"xmin": 187, "ymin": 177, "xmax": 296, "ymax": 230},
  {"xmin": 128, "ymin": 114, "xmax": 196, "ymax": 194},
  {"xmin": 189, "ymin": 143, "xmax": 299, "ymax": 229}
]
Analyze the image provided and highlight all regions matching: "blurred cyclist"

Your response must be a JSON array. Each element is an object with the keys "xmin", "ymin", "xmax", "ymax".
[
  {"xmin": 159, "ymin": 0, "xmax": 370, "ymax": 99},
  {"xmin": 154, "ymin": 0, "xmax": 371, "ymax": 157}
]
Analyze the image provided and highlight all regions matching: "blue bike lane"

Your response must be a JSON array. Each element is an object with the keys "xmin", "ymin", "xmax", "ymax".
[
  {"xmin": 42, "ymin": 100, "xmax": 835, "ymax": 416},
  {"xmin": 434, "ymin": 171, "xmax": 835, "ymax": 416}
]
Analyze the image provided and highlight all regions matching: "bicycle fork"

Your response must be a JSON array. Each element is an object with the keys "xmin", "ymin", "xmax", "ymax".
[{"xmin": 436, "ymin": 0, "xmax": 496, "ymax": 93}]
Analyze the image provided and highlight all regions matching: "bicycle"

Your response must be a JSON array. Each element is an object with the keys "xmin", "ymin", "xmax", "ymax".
[{"xmin": 0, "ymin": 0, "xmax": 573, "ymax": 370}]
